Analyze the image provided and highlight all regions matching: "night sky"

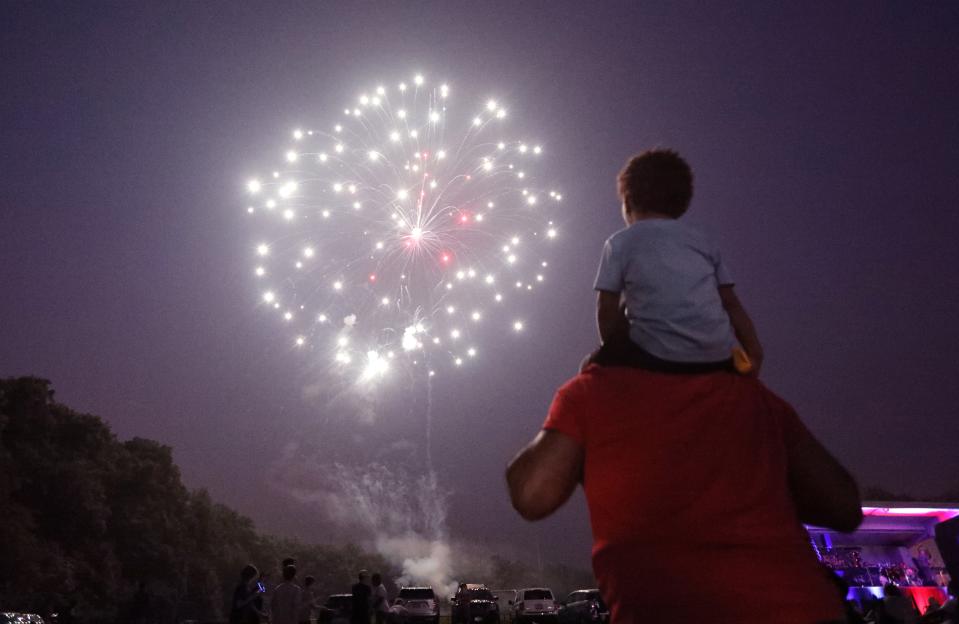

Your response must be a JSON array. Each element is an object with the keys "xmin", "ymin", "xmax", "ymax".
[{"xmin": 2, "ymin": 2, "xmax": 958, "ymax": 570}]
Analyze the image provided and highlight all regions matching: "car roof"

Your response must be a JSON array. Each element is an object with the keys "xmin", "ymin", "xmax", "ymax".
[
  {"xmin": 399, "ymin": 586, "xmax": 433, "ymax": 590},
  {"xmin": 460, "ymin": 583, "xmax": 489, "ymax": 589},
  {"xmin": 519, "ymin": 587, "xmax": 552, "ymax": 592}
]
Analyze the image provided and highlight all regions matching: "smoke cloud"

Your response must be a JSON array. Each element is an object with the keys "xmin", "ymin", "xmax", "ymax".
[
  {"xmin": 327, "ymin": 463, "xmax": 461, "ymax": 596},
  {"xmin": 269, "ymin": 441, "xmax": 472, "ymax": 597}
]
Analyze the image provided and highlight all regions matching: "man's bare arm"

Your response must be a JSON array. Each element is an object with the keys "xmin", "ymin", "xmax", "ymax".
[
  {"xmin": 597, "ymin": 290, "xmax": 627, "ymax": 343},
  {"xmin": 787, "ymin": 431, "xmax": 863, "ymax": 532},
  {"xmin": 506, "ymin": 430, "xmax": 584, "ymax": 521},
  {"xmin": 719, "ymin": 285, "xmax": 764, "ymax": 372}
]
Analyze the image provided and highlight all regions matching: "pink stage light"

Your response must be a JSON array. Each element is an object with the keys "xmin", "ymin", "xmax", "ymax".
[{"xmin": 862, "ymin": 506, "xmax": 959, "ymax": 523}]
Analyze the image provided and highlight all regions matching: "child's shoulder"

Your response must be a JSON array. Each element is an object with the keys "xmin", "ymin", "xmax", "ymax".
[{"xmin": 645, "ymin": 218, "xmax": 718, "ymax": 250}]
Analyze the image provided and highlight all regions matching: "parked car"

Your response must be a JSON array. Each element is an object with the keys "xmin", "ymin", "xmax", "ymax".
[
  {"xmin": 557, "ymin": 590, "xmax": 609, "ymax": 624},
  {"xmin": 450, "ymin": 583, "xmax": 500, "ymax": 624},
  {"xmin": 511, "ymin": 587, "xmax": 558, "ymax": 623},
  {"xmin": 318, "ymin": 593, "xmax": 352, "ymax": 624},
  {"xmin": 393, "ymin": 586, "xmax": 439, "ymax": 624}
]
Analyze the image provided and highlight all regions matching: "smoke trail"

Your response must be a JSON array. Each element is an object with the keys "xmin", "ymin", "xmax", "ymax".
[
  {"xmin": 278, "ymin": 371, "xmax": 462, "ymax": 595},
  {"xmin": 425, "ymin": 370, "xmax": 434, "ymax": 472},
  {"xmin": 329, "ymin": 464, "xmax": 446, "ymax": 536},
  {"xmin": 331, "ymin": 464, "xmax": 462, "ymax": 596}
]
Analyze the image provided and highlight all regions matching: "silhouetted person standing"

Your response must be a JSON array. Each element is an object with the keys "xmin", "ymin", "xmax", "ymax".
[
  {"xmin": 131, "ymin": 581, "xmax": 150, "ymax": 624},
  {"xmin": 371, "ymin": 573, "xmax": 389, "ymax": 624},
  {"xmin": 272, "ymin": 565, "xmax": 302, "ymax": 624},
  {"xmin": 298, "ymin": 575, "xmax": 320, "ymax": 624},
  {"xmin": 351, "ymin": 570, "xmax": 372, "ymax": 624},
  {"xmin": 230, "ymin": 565, "xmax": 265, "ymax": 624}
]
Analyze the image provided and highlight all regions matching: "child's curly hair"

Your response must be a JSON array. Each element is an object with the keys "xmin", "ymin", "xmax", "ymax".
[{"xmin": 618, "ymin": 149, "xmax": 694, "ymax": 218}]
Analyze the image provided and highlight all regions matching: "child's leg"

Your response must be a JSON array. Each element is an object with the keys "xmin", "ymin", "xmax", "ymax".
[{"xmin": 586, "ymin": 331, "xmax": 642, "ymax": 368}]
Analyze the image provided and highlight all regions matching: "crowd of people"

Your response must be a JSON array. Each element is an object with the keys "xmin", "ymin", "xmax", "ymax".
[
  {"xmin": 229, "ymin": 561, "xmax": 390, "ymax": 624},
  {"xmin": 817, "ymin": 546, "xmax": 951, "ymax": 590}
]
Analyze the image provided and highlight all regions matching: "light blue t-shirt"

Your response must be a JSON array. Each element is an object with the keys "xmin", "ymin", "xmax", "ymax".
[{"xmin": 594, "ymin": 218, "xmax": 736, "ymax": 363}]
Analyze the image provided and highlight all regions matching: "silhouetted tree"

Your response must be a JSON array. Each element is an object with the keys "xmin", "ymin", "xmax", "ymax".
[{"xmin": 0, "ymin": 377, "xmax": 403, "ymax": 621}]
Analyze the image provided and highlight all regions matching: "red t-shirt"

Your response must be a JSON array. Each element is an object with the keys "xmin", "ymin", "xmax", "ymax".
[{"xmin": 544, "ymin": 366, "xmax": 843, "ymax": 624}]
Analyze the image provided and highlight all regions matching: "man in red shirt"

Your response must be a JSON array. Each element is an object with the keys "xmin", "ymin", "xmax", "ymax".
[{"xmin": 506, "ymin": 366, "xmax": 862, "ymax": 623}]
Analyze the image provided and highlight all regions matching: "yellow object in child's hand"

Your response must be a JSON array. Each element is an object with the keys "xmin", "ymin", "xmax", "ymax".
[{"xmin": 732, "ymin": 347, "xmax": 753, "ymax": 374}]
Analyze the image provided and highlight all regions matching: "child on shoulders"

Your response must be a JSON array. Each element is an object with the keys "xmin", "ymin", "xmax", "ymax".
[{"xmin": 589, "ymin": 148, "xmax": 763, "ymax": 374}]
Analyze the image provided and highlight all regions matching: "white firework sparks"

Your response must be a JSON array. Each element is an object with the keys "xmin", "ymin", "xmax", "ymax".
[{"xmin": 243, "ymin": 73, "xmax": 562, "ymax": 382}]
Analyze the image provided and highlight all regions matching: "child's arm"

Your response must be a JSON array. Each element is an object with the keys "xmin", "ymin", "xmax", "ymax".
[
  {"xmin": 596, "ymin": 290, "xmax": 628, "ymax": 343},
  {"xmin": 719, "ymin": 285, "xmax": 764, "ymax": 373}
]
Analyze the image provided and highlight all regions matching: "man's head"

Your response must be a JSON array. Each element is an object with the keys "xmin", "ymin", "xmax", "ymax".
[
  {"xmin": 282, "ymin": 557, "xmax": 296, "ymax": 568},
  {"xmin": 358, "ymin": 569, "xmax": 370, "ymax": 584},
  {"xmin": 282, "ymin": 565, "xmax": 296, "ymax": 582},
  {"xmin": 304, "ymin": 575, "xmax": 315, "ymax": 587},
  {"xmin": 371, "ymin": 573, "xmax": 382, "ymax": 586},
  {"xmin": 617, "ymin": 149, "xmax": 694, "ymax": 222}
]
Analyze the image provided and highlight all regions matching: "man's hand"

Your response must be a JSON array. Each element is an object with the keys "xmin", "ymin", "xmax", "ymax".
[{"xmin": 506, "ymin": 430, "xmax": 584, "ymax": 521}]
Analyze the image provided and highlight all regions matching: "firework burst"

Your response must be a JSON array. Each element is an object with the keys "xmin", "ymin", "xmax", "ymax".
[{"xmin": 244, "ymin": 73, "xmax": 563, "ymax": 383}]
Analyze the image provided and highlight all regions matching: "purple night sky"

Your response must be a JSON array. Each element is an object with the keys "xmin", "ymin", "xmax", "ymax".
[{"xmin": 2, "ymin": 2, "xmax": 958, "ymax": 569}]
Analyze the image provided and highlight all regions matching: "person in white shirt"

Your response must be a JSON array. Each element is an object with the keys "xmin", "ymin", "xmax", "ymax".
[
  {"xmin": 370, "ymin": 573, "xmax": 389, "ymax": 624},
  {"xmin": 271, "ymin": 565, "xmax": 302, "ymax": 624}
]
